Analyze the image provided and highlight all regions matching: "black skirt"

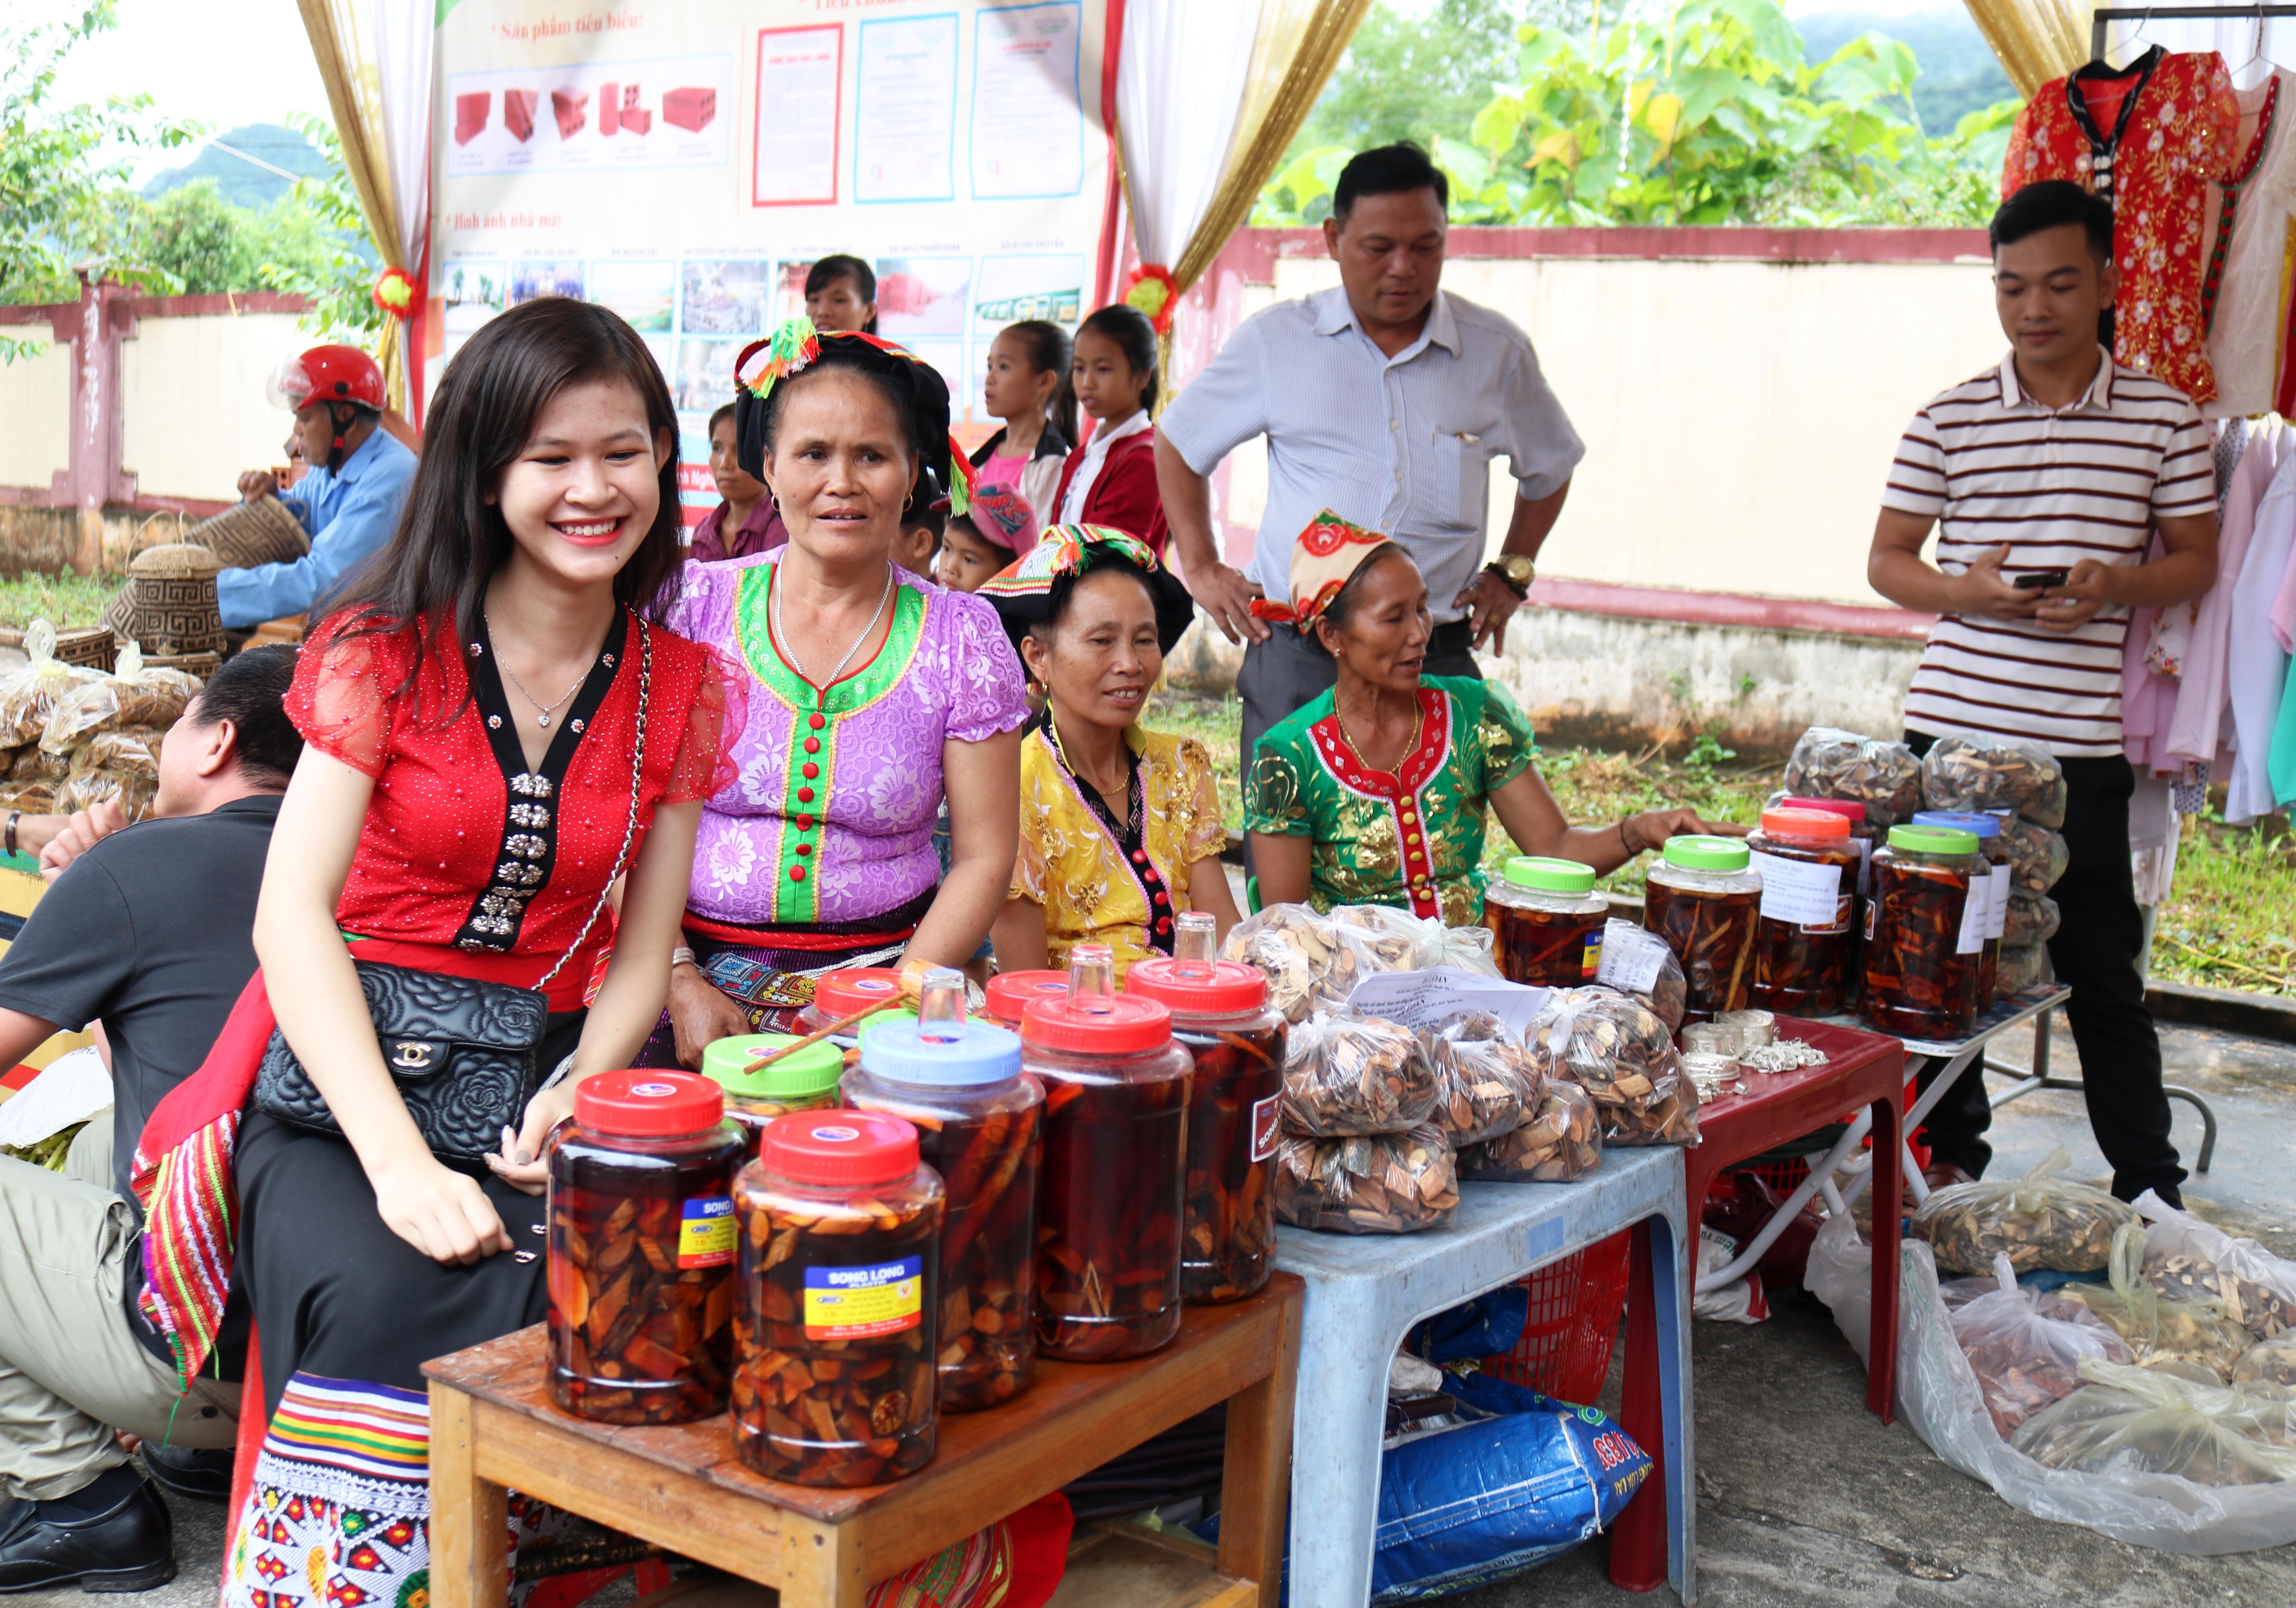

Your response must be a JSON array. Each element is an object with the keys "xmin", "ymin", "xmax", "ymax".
[{"xmin": 237, "ymin": 1013, "xmax": 584, "ymax": 1418}]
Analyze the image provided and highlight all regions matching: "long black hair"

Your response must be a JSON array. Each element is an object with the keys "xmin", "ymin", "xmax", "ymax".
[
  {"xmin": 1076, "ymin": 302, "xmax": 1159, "ymax": 413},
  {"xmin": 1001, "ymin": 318, "xmax": 1076, "ymax": 447},
  {"xmin": 806, "ymin": 255, "xmax": 878, "ymax": 335},
  {"xmin": 331, "ymin": 296, "xmax": 685, "ymax": 704}
]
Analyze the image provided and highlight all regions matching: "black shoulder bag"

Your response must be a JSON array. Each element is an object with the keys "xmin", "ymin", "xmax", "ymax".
[{"xmin": 253, "ymin": 619, "xmax": 652, "ymax": 1172}]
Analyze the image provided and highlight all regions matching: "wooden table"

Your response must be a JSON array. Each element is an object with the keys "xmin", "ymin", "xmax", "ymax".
[{"xmin": 423, "ymin": 1275, "xmax": 1303, "ymax": 1608}]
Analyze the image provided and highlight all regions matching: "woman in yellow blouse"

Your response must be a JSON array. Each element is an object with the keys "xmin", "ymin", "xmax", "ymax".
[{"xmin": 984, "ymin": 528, "xmax": 1239, "ymax": 973}]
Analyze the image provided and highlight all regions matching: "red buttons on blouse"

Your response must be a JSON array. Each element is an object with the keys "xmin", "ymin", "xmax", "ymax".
[
  {"xmin": 790, "ymin": 865, "xmax": 807, "ymax": 882},
  {"xmin": 795, "ymin": 843, "xmax": 812, "ymax": 856},
  {"xmin": 809, "ymin": 713, "xmax": 825, "ymax": 730},
  {"xmin": 797, "ymin": 814, "xmax": 816, "ymax": 830},
  {"xmin": 802, "ymin": 763, "xmax": 819, "ymax": 779},
  {"xmin": 804, "ymin": 738, "xmax": 820, "ymax": 754},
  {"xmin": 797, "ymin": 787, "xmax": 814, "ymax": 803}
]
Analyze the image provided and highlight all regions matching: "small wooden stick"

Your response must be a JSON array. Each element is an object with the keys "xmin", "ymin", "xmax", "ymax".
[{"xmin": 743, "ymin": 1003, "xmax": 883, "ymax": 1073}]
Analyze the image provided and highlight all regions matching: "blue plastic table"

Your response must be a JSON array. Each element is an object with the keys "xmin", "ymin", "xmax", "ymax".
[{"xmin": 1273, "ymin": 1146, "xmax": 1694, "ymax": 1606}]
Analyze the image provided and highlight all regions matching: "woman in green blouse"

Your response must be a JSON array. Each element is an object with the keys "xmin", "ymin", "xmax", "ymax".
[{"xmin": 1246, "ymin": 514, "xmax": 1725, "ymax": 923}]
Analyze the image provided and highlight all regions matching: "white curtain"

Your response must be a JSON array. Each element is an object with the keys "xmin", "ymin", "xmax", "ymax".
[
  {"xmin": 375, "ymin": 0, "xmax": 434, "ymax": 275},
  {"xmin": 1115, "ymin": 1, "xmax": 1263, "ymax": 273}
]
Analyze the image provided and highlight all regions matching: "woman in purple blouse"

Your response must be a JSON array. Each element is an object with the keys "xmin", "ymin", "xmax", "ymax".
[{"xmin": 654, "ymin": 320, "xmax": 1027, "ymax": 1061}]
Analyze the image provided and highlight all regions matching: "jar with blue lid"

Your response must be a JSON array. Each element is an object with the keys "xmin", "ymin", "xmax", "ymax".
[
  {"xmin": 843, "ymin": 970, "xmax": 1044, "ymax": 1411},
  {"xmin": 1911, "ymin": 810, "xmax": 2007, "ymax": 1010}
]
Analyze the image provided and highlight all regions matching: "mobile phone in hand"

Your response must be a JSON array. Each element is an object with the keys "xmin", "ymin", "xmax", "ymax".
[{"xmin": 2013, "ymin": 568, "xmax": 2070, "ymax": 590}]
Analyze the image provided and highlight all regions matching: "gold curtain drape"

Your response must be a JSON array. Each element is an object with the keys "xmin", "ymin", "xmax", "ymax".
[
  {"xmin": 1960, "ymin": 0, "xmax": 2095, "ymax": 99},
  {"xmin": 297, "ymin": 0, "xmax": 411, "ymax": 412}
]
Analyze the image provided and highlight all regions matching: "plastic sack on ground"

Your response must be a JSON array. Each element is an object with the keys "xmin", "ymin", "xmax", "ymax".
[
  {"xmin": 1331, "ymin": 903, "xmax": 1503, "ymax": 979},
  {"xmin": 1421, "ymin": 1012, "xmax": 1541, "ymax": 1145},
  {"xmin": 1273, "ymin": 1124, "xmax": 1457, "ymax": 1235},
  {"xmin": 2235, "ymin": 1333, "xmax": 2296, "ymax": 1389},
  {"xmin": 1920, "ymin": 734, "xmax": 2069, "ymax": 830},
  {"xmin": 0, "ymin": 623, "xmax": 105, "ymax": 749},
  {"xmin": 1783, "ymin": 726, "xmax": 1924, "ymax": 825},
  {"xmin": 1910, "ymin": 1146, "xmax": 2139, "ymax": 1276},
  {"xmin": 1593, "ymin": 919, "xmax": 1687, "ymax": 1032},
  {"xmin": 1804, "ymin": 1208, "xmax": 2296, "ymax": 1553},
  {"xmin": 1279, "ymin": 1011, "xmax": 1434, "ymax": 1136},
  {"xmin": 1693, "ymin": 1226, "xmax": 1768, "ymax": 1325},
  {"xmin": 2012, "ymin": 1359, "xmax": 2296, "ymax": 1486},
  {"xmin": 1223, "ymin": 903, "xmax": 1383, "ymax": 1023},
  {"xmin": 2055, "ymin": 1223, "xmax": 2257, "ymax": 1380},
  {"xmin": 1456, "ymin": 1081, "xmax": 1601, "ymax": 1182},
  {"xmin": 1951, "ymin": 1253, "xmax": 2134, "ymax": 1436},
  {"xmin": 2135, "ymin": 1190, "xmax": 2296, "ymax": 1341}
]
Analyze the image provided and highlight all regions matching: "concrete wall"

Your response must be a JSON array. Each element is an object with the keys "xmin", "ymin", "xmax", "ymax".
[
  {"xmin": 0, "ymin": 344, "xmax": 71, "ymax": 496},
  {"xmin": 119, "ymin": 309, "xmax": 309, "ymax": 505}
]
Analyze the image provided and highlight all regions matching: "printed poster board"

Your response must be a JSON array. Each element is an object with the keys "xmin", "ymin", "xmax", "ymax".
[{"xmin": 425, "ymin": 0, "xmax": 1114, "ymax": 524}]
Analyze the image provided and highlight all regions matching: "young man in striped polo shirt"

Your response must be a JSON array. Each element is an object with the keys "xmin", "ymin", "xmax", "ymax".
[{"xmin": 1868, "ymin": 180, "xmax": 2219, "ymax": 1207}]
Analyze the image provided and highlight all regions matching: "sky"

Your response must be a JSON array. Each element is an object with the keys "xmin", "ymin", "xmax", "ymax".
[{"xmin": 39, "ymin": 0, "xmax": 332, "ymax": 185}]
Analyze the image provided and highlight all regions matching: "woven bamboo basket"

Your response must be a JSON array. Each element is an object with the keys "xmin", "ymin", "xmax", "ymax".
[
  {"xmin": 102, "ymin": 543, "xmax": 225, "ymax": 659},
  {"xmin": 182, "ymin": 495, "xmax": 310, "ymax": 570},
  {"xmin": 0, "ymin": 625, "xmax": 115, "ymax": 670}
]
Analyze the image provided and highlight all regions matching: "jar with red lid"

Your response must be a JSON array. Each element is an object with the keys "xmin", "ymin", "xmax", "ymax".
[
  {"xmin": 547, "ymin": 1071, "xmax": 745, "ymax": 1425},
  {"xmin": 1021, "ymin": 943, "xmax": 1192, "ymax": 1359},
  {"xmin": 1861, "ymin": 825, "xmax": 1984, "ymax": 1041},
  {"xmin": 1642, "ymin": 836, "xmax": 1761, "ymax": 1023},
  {"xmin": 731, "ymin": 1110, "xmax": 944, "ymax": 1486},
  {"xmin": 1127, "ymin": 913, "xmax": 1285, "ymax": 1304},
  {"xmin": 1779, "ymin": 795, "xmax": 1875, "ymax": 1004},
  {"xmin": 1912, "ymin": 810, "xmax": 2007, "ymax": 1011},
  {"xmin": 982, "ymin": 969, "xmax": 1071, "ymax": 1029},
  {"xmin": 795, "ymin": 967, "xmax": 916, "ymax": 1041},
  {"xmin": 842, "ymin": 970, "xmax": 1043, "ymax": 1412},
  {"xmin": 1747, "ymin": 807, "xmax": 1861, "ymax": 1016},
  {"xmin": 1484, "ymin": 857, "xmax": 1607, "ymax": 987}
]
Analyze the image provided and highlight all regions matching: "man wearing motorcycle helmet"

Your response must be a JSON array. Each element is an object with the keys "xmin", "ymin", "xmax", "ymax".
[{"xmin": 225, "ymin": 344, "xmax": 416, "ymax": 630}]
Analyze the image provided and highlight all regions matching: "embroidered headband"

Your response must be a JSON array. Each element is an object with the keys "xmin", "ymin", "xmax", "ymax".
[
  {"xmin": 1249, "ymin": 510, "xmax": 1395, "ymax": 630},
  {"xmin": 732, "ymin": 316, "xmax": 975, "ymax": 517},
  {"xmin": 980, "ymin": 525, "xmax": 1196, "ymax": 654}
]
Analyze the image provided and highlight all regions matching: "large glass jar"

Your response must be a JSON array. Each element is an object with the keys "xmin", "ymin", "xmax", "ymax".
[
  {"xmin": 795, "ymin": 968, "xmax": 916, "ymax": 1041},
  {"xmin": 1021, "ymin": 944, "xmax": 1193, "ymax": 1360},
  {"xmin": 547, "ymin": 1071, "xmax": 745, "ymax": 1425},
  {"xmin": 1126, "ymin": 913, "xmax": 1285, "ymax": 1305},
  {"xmin": 1484, "ymin": 857, "xmax": 1607, "ymax": 987},
  {"xmin": 1913, "ymin": 810, "xmax": 2007, "ymax": 1011},
  {"xmin": 703, "ymin": 1034, "xmax": 844, "ymax": 1157},
  {"xmin": 1781, "ymin": 795, "xmax": 1874, "ymax": 1005},
  {"xmin": 842, "ymin": 971, "xmax": 1043, "ymax": 1413},
  {"xmin": 983, "ymin": 970, "xmax": 1071, "ymax": 1030},
  {"xmin": 731, "ymin": 1110, "xmax": 944, "ymax": 1486},
  {"xmin": 1861, "ymin": 825, "xmax": 1985, "ymax": 1040},
  {"xmin": 1642, "ymin": 835, "xmax": 1761, "ymax": 1023},
  {"xmin": 1747, "ymin": 807, "xmax": 1861, "ymax": 1017}
]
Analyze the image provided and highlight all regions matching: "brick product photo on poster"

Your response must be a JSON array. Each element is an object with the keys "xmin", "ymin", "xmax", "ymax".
[
  {"xmin": 454, "ymin": 91, "xmax": 489, "ymax": 145},
  {"xmin": 551, "ymin": 86, "xmax": 588, "ymax": 139},
  {"xmin": 600, "ymin": 80, "xmax": 619, "ymax": 135},
  {"xmin": 621, "ymin": 83, "xmax": 650, "ymax": 135},
  {"xmin": 503, "ymin": 87, "xmax": 536, "ymax": 142},
  {"xmin": 664, "ymin": 85, "xmax": 715, "ymax": 132}
]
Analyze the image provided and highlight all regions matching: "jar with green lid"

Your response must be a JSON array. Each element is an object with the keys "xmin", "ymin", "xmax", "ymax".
[
  {"xmin": 1861, "ymin": 825, "xmax": 1984, "ymax": 1040},
  {"xmin": 703, "ymin": 1033, "xmax": 846, "ymax": 1155},
  {"xmin": 842, "ymin": 970, "xmax": 1043, "ymax": 1412},
  {"xmin": 1642, "ymin": 835, "xmax": 1762, "ymax": 1023},
  {"xmin": 1484, "ymin": 856, "xmax": 1607, "ymax": 987}
]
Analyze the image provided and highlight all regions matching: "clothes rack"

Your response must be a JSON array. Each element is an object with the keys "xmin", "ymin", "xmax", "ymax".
[{"xmin": 2091, "ymin": 5, "xmax": 2296, "ymax": 65}]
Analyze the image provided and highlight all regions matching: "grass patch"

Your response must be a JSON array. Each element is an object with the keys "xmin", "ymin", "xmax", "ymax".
[
  {"xmin": 0, "ymin": 572, "xmax": 123, "ymax": 633},
  {"xmin": 2152, "ymin": 819, "xmax": 2296, "ymax": 997}
]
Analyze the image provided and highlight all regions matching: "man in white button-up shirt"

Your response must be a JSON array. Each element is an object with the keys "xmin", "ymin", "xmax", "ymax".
[{"xmin": 1155, "ymin": 142, "xmax": 1586, "ymax": 774}]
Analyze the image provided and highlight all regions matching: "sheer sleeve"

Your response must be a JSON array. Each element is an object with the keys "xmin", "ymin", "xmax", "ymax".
[
  {"xmin": 1476, "ymin": 682, "xmax": 1539, "ymax": 792},
  {"xmin": 1177, "ymin": 738, "xmax": 1228, "ymax": 866},
  {"xmin": 285, "ymin": 615, "xmax": 411, "ymax": 777},
  {"xmin": 944, "ymin": 592, "xmax": 1031, "ymax": 744},
  {"xmin": 664, "ymin": 639, "xmax": 747, "ymax": 805}
]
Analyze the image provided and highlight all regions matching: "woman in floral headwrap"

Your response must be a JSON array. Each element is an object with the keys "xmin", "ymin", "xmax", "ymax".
[
  {"xmin": 982, "ymin": 528, "xmax": 1236, "ymax": 974},
  {"xmin": 1247, "ymin": 512, "xmax": 1724, "ymax": 923}
]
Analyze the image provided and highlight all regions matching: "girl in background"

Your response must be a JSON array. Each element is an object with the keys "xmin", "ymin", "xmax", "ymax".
[
  {"xmin": 691, "ymin": 400, "xmax": 784, "ymax": 561},
  {"xmin": 1055, "ymin": 305, "xmax": 1168, "ymax": 558},
  {"xmin": 805, "ymin": 255, "xmax": 878, "ymax": 334},
  {"xmin": 970, "ymin": 321, "xmax": 1074, "ymax": 529}
]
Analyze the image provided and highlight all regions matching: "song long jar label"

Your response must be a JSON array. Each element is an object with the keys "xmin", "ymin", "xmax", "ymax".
[
  {"xmin": 804, "ymin": 1255, "xmax": 924, "ymax": 1339},
  {"xmin": 678, "ymin": 1197, "xmax": 737, "ymax": 1268},
  {"xmin": 1251, "ymin": 1093, "xmax": 1281, "ymax": 1161}
]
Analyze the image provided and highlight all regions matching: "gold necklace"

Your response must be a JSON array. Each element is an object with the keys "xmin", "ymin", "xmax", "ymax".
[{"xmin": 1335, "ymin": 687, "xmax": 1422, "ymax": 775}]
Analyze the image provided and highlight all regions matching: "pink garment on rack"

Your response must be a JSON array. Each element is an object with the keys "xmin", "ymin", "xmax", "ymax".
[
  {"xmin": 2168, "ymin": 419, "xmax": 2285, "ymax": 767},
  {"xmin": 2274, "ymin": 539, "xmax": 2296, "ymax": 654},
  {"xmin": 2123, "ymin": 541, "xmax": 2176, "ymax": 771}
]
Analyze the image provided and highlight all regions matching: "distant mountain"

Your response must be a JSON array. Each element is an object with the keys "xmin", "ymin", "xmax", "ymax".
[
  {"xmin": 1798, "ymin": 4, "xmax": 2020, "ymax": 132},
  {"xmin": 142, "ymin": 123, "xmax": 331, "ymax": 210}
]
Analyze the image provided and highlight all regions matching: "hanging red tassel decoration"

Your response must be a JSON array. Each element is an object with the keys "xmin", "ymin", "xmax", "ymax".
[
  {"xmin": 371, "ymin": 266, "xmax": 418, "ymax": 319},
  {"xmin": 1121, "ymin": 264, "xmax": 1179, "ymax": 336}
]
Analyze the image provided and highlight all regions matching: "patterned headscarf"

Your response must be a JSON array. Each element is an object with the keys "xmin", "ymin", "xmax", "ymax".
[
  {"xmin": 732, "ymin": 317, "xmax": 976, "ymax": 516},
  {"xmin": 1250, "ymin": 510, "xmax": 1394, "ymax": 630},
  {"xmin": 961, "ymin": 484, "xmax": 1038, "ymax": 553},
  {"xmin": 980, "ymin": 525, "xmax": 1196, "ymax": 653}
]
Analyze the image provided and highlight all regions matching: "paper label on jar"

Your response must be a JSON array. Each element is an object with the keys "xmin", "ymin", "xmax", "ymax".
[
  {"xmin": 1250, "ymin": 1093, "xmax": 1281, "ymax": 1162},
  {"xmin": 1986, "ymin": 864, "xmax": 2010, "ymax": 940},
  {"xmin": 804, "ymin": 1256, "xmax": 923, "ymax": 1340},
  {"xmin": 1580, "ymin": 929, "xmax": 1604, "ymax": 978},
  {"xmin": 1863, "ymin": 898, "xmax": 1878, "ymax": 942},
  {"xmin": 1954, "ymin": 880, "xmax": 1986, "ymax": 955},
  {"xmin": 1596, "ymin": 927, "xmax": 1668, "ymax": 994},
  {"xmin": 1802, "ymin": 893, "xmax": 1854, "ymax": 936},
  {"xmin": 1749, "ymin": 852, "xmax": 1843, "ymax": 928},
  {"xmin": 678, "ymin": 1197, "xmax": 736, "ymax": 1269}
]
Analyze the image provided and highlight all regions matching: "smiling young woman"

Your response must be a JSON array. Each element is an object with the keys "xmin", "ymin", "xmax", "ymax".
[
  {"xmin": 129, "ymin": 296, "xmax": 742, "ymax": 1608},
  {"xmin": 645, "ymin": 318, "xmax": 1029, "ymax": 1063}
]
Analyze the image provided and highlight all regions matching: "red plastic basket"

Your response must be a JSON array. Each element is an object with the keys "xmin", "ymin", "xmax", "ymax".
[{"xmin": 1479, "ymin": 1229, "xmax": 1632, "ymax": 1403}]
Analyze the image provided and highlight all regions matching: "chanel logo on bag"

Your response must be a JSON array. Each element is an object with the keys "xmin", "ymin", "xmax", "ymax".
[{"xmin": 391, "ymin": 1042, "xmax": 436, "ymax": 1070}]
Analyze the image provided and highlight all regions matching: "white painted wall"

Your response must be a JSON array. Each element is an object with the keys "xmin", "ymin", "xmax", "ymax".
[
  {"xmin": 0, "ymin": 342, "xmax": 72, "ymax": 494},
  {"xmin": 1201, "ymin": 251, "xmax": 2006, "ymax": 606},
  {"xmin": 119, "ymin": 310, "xmax": 310, "ymax": 503}
]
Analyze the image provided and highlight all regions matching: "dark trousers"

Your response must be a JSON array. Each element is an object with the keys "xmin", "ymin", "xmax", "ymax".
[
  {"xmin": 1906, "ymin": 734, "xmax": 2183, "ymax": 1203},
  {"xmin": 1236, "ymin": 620, "xmax": 1481, "ymax": 791}
]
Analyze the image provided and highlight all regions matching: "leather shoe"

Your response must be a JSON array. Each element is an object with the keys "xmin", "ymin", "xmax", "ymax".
[
  {"xmin": 0, "ymin": 1477, "xmax": 174, "ymax": 1593},
  {"xmin": 141, "ymin": 1441, "xmax": 234, "ymax": 1503}
]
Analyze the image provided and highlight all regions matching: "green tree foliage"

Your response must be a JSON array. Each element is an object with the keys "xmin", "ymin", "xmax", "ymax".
[
  {"xmin": 1258, "ymin": 0, "xmax": 2019, "ymax": 227},
  {"xmin": 1288, "ymin": 0, "xmax": 1570, "ymax": 153}
]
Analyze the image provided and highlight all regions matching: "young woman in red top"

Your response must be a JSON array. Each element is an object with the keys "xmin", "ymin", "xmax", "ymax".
[
  {"xmin": 135, "ymin": 297, "xmax": 739, "ymax": 1608},
  {"xmin": 1054, "ymin": 304, "xmax": 1169, "ymax": 558}
]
